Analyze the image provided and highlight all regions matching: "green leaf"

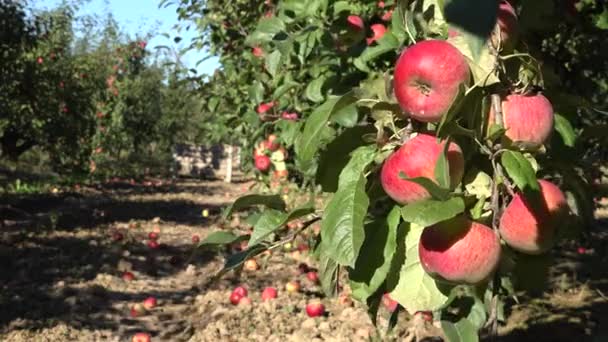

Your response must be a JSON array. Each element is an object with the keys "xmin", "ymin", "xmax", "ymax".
[
  {"xmin": 390, "ymin": 223, "xmax": 451, "ymax": 312},
  {"xmin": 442, "ymin": 318, "xmax": 479, "ymax": 342},
  {"xmin": 442, "ymin": 0, "xmax": 499, "ymax": 61},
  {"xmin": 401, "ymin": 197, "xmax": 465, "ymax": 227},
  {"xmin": 248, "ymin": 81, "xmax": 265, "ymax": 104},
  {"xmin": 434, "ymin": 139, "xmax": 451, "ymax": 189},
  {"xmin": 197, "ymin": 231, "xmax": 244, "ymax": 247},
  {"xmin": 447, "ymin": 34, "xmax": 499, "ymax": 87},
  {"xmin": 554, "ymin": 113, "xmax": 577, "ymax": 148},
  {"xmin": 222, "ymin": 194, "xmax": 286, "ymax": 219},
  {"xmin": 318, "ymin": 250, "xmax": 339, "ymax": 297},
  {"xmin": 248, "ymin": 206, "xmax": 315, "ymax": 246},
  {"xmin": 398, "ymin": 173, "xmax": 451, "ymax": 201},
  {"xmin": 350, "ymin": 206, "xmax": 401, "ymax": 301},
  {"xmin": 320, "ymin": 145, "xmax": 377, "ymax": 267},
  {"xmin": 330, "ymin": 103, "xmax": 358, "ymax": 128},
  {"xmin": 500, "ymin": 151, "xmax": 539, "ymax": 192},
  {"xmin": 305, "ymin": 76, "xmax": 326, "ymax": 103},
  {"xmin": 295, "ymin": 92, "xmax": 360, "ymax": 172},
  {"xmin": 246, "ymin": 17, "xmax": 286, "ymax": 44},
  {"xmin": 316, "ymin": 125, "xmax": 375, "ymax": 192},
  {"xmin": 265, "ymin": 50, "xmax": 282, "ymax": 78},
  {"xmin": 222, "ymin": 244, "xmax": 268, "ymax": 274}
]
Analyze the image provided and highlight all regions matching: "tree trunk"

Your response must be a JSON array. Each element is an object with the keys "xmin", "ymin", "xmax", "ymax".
[{"xmin": 224, "ymin": 144, "xmax": 233, "ymax": 183}]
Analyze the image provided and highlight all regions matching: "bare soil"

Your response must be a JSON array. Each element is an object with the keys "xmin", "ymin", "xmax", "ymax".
[{"xmin": 1, "ymin": 177, "xmax": 607, "ymax": 342}]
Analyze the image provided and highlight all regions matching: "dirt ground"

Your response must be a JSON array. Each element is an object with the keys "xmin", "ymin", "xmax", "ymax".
[{"xmin": 1, "ymin": 176, "xmax": 607, "ymax": 342}]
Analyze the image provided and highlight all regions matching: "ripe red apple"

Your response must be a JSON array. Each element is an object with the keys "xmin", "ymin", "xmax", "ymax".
[
  {"xmin": 266, "ymin": 134, "xmax": 280, "ymax": 151},
  {"xmin": 378, "ymin": 1, "xmax": 385, "ymax": 8},
  {"xmin": 499, "ymin": 179, "xmax": 568, "ymax": 254},
  {"xmin": 132, "ymin": 332, "xmax": 151, "ymax": 342},
  {"xmin": 256, "ymin": 102, "xmax": 275, "ymax": 114},
  {"xmin": 261, "ymin": 287, "xmax": 278, "ymax": 301},
  {"xmin": 252, "ymin": 46, "xmax": 264, "ymax": 57},
  {"xmin": 380, "ymin": 133, "xmax": 465, "ymax": 205},
  {"xmin": 305, "ymin": 302, "xmax": 326, "ymax": 317},
  {"xmin": 122, "ymin": 271, "xmax": 135, "ymax": 282},
  {"xmin": 488, "ymin": 93, "xmax": 554, "ymax": 148},
  {"xmin": 285, "ymin": 280, "xmax": 301, "ymax": 293},
  {"xmin": 147, "ymin": 240, "xmax": 159, "ymax": 249},
  {"xmin": 148, "ymin": 232, "xmax": 159, "ymax": 240},
  {"xmin": 347, "ymin": 15, "xmax": 364, "ymax": 31},
  {"xmin": 254, "ymin": 155, "xmax": 271, "ymax": 172},
  {"xmin": 393, "ymin": 40, "xmax": 470, "ymax": 123},
  {"xmin": 577, "ymin": 247, "xmax": 587, "ymax": 255},
  {"xmin": 281, "ymin": 111, "xmax": 299, "ymax": 120},
  {"xmin": 366, "ymin": 24, "xmax": 387, "ymax": 45},
  {"xmin": 419, "ymin": 216, "xmax": 501, "ymax": 284},
  {"xmin": 382, "ymin": 10, "xmax": 393, "ymax": 22},
  {"xmin": 143, "ymin": 296, "xmax": 157, "ymax": 310},
  {"xmin": 382, "ymin": 293, "xmax": 398, "ymax": 312},
  {"xmin": 232, "ymin": 286, "xmax": 248, "ymax": 298},
  {"xmin": 306, "ymin": 271, "xmax": 319, "ymax": 284},
  {"xmin": 37, "ymin": 56, "xmax": 43, "ymax": 64},
  {"xmin": 230, "ymin": 291, "xmax": 243, "ymax": 305},
  {"xmin": 192, "ymin": 234, "xmax": 200, "ymax": 244}
]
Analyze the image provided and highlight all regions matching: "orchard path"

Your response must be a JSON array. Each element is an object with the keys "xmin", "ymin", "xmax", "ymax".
[{"xmin": 1, "ymin": 176, "xmax": 607, "ymax": 341}]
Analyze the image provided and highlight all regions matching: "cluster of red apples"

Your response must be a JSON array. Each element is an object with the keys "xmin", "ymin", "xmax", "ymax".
[
  {"xmin": 381, "ymin": 1, "xmax": 569, "ymax": 285},
  {"xmin": 229, "ymin": 262, "xmax": 325, "ymax": 318},
  {"xmin": 253, "ymin": 134, "xmax": 289, "ymax": 179}
]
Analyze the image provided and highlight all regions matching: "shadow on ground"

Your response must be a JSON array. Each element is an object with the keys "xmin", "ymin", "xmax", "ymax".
[{"xmin": 0, "ymin": 177, "xmax": 240, "ymax": 337}]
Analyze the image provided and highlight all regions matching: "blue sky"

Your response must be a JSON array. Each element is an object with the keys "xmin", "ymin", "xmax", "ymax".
[{"xmin": 32, "ymin": 0, "xmax": 220, "ymax": 75}]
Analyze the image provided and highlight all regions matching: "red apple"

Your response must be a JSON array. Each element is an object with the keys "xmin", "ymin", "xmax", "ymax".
[
  {"xmin": 37, "ymin": 56, "xmax": 43, "ymax": 64},
  {"xmin": 499, "ymin": 179, "xmax": 568, "ymax": 254},
  {"xmin": 232, "ymin": 286, "xmax": 248, "ymax": 298},
  {"xmin": 256, "ymin": 102, "xmax": 275, "ymax": 114},
  {"xmin": 305, "ymin": 302, "xmax": 326, "ymax": 317},
  {"xmin": 577, "ymin": 247, "xmax": 587, "ymax": 255},
  {"xmin": 378, "ymin": 1, "xmax": 385, "ymax": 8},
  {"xmin": 192, "ymin": 234, "xmax": 200, "ymax": 244},
  {"xmin": 419, "ymin": 216, "xmax": 501, "ymax": 284},
  {"xmin": 230, "ymin": 291, "xmax": 243, "ymax": 305},
  {"xmin": 123, "ymin": 271, "xmax": 135, "ymax": 282},
  {"xmin": 306, "ymin": 271, "xmax": 319, "ymax": 284},
  {"xmin": 347, "ymin": 15, "xmax": 365, "ymax": 31},
  {"xmin": 281, "ymin": 111, "xmax": 299, "ymax": 120},
  {"xmin": 285, "ymin": 280, "xmax": 301, "ymax": 293},
  {"xmin": 366, "ymin": 24, "xmax": 387, "ymax": 45},
  {"xmin": 261, "ymin": 287, "xmax": 278, "ymax": 301},
  {"xmin": 382, "ymin": 293, "xmax": 398, "ymax": 312},
  {"xmin": 380, "ymin": 133, "xmax": 464, "ymax": 205},
  {"xmin": 132, "ymin": 332, "xmax": 151, "ymax": 342},
  {"xmin": 382, "ymin": 10, "xmax": 393, "ymax": 22},
  {"xmin": 266, "ymin": 134, "xmax": 280, "ymax": 151},
  {"xmin": 488, "ymin": 93, "xmax": 554, "ymax": 148},
  {"xmin": 393, "ymin": 40, "xmax": 470, "ymax": 123},
  {"xmin": 252, "ymin": 46, "xmax": 264, "ymax": 57},
  {"xmin": 147, "ymin": 240, "xmax": 160, "ymax": 249},
  {"xmin": 143, "ymin": 296, "xmax": 157, "ymax": 310},
  {"xmin": 148, "ymin": 232, "xmax": 159, "ymax": 240},
  {"xmin": 254, "ymin": 155, "xmax": 271, "ymax": 172}
]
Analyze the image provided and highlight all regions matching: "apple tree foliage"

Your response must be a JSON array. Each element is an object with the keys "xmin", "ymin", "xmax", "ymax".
[{"xmin": 172, "ymin": 0, "xmax": 605, "ymax": 339}]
